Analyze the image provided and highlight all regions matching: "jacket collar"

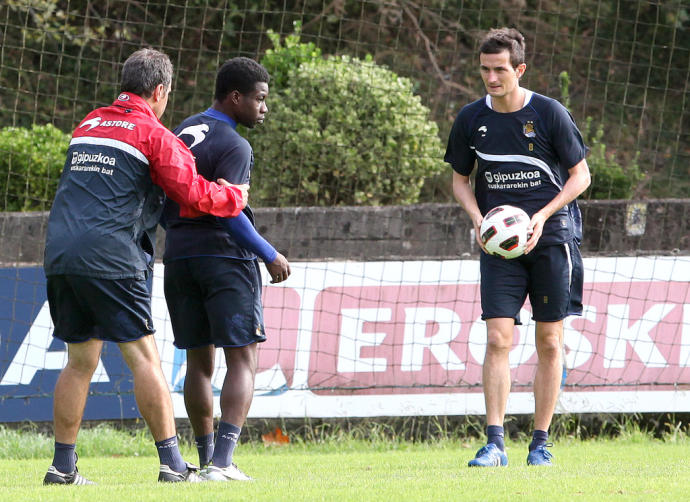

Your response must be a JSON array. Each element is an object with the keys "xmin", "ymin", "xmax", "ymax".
[{"xmin": 111, "ymin": 92, "xmax": 159, "ymax": 120}]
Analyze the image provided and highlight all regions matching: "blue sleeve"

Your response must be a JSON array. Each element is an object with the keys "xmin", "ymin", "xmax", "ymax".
[{"xmin": 217, "ymin": 211, "xmax": 278, "ymax": 263}]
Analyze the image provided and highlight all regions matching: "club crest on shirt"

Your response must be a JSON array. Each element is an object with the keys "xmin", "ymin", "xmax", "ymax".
[{"xmin": 523, "ymin": 121, "xmax": 536, "ymax": 138}]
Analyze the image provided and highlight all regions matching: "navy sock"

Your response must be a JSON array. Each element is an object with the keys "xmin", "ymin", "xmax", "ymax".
[
  {"xmin": 52, "ymin": 441, "xmax": 76, "ymax": 473},
  {"xmin": 155, "ymin": 436, "xmax": 187, "ymax": 473},
  {"xmin": 487, "ymin": 425, "xmax": 505, "ymax": 451},
  {"xmin": 195, "ymin": 432, "xmax": 215, "ymax": 467},
  {"xmin": 529, "ymin": 429, "xmax": 549, "ymax": 451},
  {"xmin": 212, "ymin": 422, "xmax": 241, "ymax": 468}
]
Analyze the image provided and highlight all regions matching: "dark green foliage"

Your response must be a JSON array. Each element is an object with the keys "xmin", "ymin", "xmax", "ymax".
[
  {"xmin": 0, "ymin": 0, "xmax": 685, "ymax": 204},
  {"xmin": 580, "ymin": 117, "xmax": 643, "ymax": 200},
  {"xmin": 0, "ymin": 124, "xmax": 69, "ymax": 211},
  {"xmin": 559, "ymin": 72, "xmax": 644, "ymax": 200}
]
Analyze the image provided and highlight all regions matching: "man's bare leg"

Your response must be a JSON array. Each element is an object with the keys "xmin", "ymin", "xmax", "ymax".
[
  {"xmin": 184, "ymin": 345, "xmax": 216, "ymax": 466},
  {"xmin": 532, "ymin": 320, "xmax": 563, "ymax": 433},
  {"xmin": 119, "ymin": 334, "xmax": 187, "ymax": 474},
  {"xmin": 53, "ymin": 339, "xmax": 103, "ymax": 444}
]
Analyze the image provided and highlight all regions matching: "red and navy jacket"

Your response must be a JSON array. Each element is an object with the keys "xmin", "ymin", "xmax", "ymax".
[{"xmin": 44, "ymin": 92, "xmax": 244, "ymax": 280}]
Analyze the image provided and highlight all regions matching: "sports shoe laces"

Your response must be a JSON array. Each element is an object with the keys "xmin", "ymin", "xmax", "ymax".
[{"xmin": 535, "ymin": 443, "xmax": 554, "ymax": 459}]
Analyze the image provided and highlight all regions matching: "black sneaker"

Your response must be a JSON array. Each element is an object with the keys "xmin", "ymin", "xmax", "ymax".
[
  {"xmin": 158, "ymin": 463, "xmax": 203, "ymax": 482},
  {"xmin": 43, "ymin": 465, "xmax": 95, "ymax": 485}
]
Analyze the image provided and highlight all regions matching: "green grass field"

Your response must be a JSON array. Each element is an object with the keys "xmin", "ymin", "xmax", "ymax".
[{"xmin": 2, "ymin": 424, "xmax": 689, "ymax": 501}]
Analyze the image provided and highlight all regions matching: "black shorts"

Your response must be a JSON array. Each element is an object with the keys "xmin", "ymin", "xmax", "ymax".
[
  {"xmin": 47, "ymin": 274, "xmax": 155, "ymax": 343},
  {"xmin": 163, "ymin": 257, "xmax": 266, "ymax": 349},
  {"xmin": 480, "ymin": 240, "xmax": 583, "ymax": 324}
]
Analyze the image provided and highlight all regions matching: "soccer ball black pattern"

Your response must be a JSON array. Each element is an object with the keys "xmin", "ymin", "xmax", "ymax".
[{"xmin": 479, "ymin": 205, "xmax": 530, "ymax": 259}]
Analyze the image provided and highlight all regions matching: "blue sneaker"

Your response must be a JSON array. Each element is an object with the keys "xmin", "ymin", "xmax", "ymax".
[
  {"xmin": 468, "ymin": 443, "xmax": 508, "ymax": 467},
  {"xmin": 527, "ymin": 444, "xmax": 554, "ymax": 466}
]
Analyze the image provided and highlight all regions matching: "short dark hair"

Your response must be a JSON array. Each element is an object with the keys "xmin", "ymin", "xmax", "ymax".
[
  {"xmin": 479, "ymin": 28, "xmax": 526, "ymax": 68},
  {"xmin": 120, "ymin": 48, "xmax": 173, "ymax": 97},
  {"xmin": 215, "ymin": 57, "xmax": 270, "ymax": 101}
]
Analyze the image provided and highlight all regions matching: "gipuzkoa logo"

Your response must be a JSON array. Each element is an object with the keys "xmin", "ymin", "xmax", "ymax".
[
  {"xmin": 485, "ymin": 170, "xmax": 541, "ymax": 183},
  {"xmin": 72, "ymin": 151, "xmax": 116, "ymax": 166}
]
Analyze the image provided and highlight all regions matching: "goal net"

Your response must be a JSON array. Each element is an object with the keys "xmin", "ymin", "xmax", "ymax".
[{"xmin": 0, "ymin": 1, "xmax": 688, "ymax": 421}]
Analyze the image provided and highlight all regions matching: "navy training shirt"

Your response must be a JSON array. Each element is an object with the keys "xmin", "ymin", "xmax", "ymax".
[
  {"xmin": 163, "ymin": 108, "xmax": 256, "ymax": 262},
  {"xmin": 444, "ymin": 90, "xmax": 587, "ymax": 245}
]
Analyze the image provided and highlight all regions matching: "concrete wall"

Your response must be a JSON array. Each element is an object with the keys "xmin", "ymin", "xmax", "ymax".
[{"xmin": 1, "ymin": 199, "xmax": 688, "ymax": 265}]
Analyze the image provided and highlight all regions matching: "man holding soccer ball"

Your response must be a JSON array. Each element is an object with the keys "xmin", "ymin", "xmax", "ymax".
[{"xmin": 444, "ymin": 27, "xmax": 591, "ymax": 466}]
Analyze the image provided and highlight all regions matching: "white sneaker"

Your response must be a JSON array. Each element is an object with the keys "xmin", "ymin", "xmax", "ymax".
[{"xmin": 201, "ymin": 463, "xmax": 252, "ymax": 481}]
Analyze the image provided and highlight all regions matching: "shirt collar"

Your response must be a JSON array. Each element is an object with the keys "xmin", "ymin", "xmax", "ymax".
[
  {"xmin": 485, "ymin": 88, "xmax": 534, "ymax": 110},
  {"xmin": 202, "ymin": 107, "xmax": 237, "ymax": 129}
]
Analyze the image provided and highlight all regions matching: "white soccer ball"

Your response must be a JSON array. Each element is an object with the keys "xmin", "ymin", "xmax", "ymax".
[{"xmin": 479, "ymin": 205, "xmax": 530, "ymax": 259}]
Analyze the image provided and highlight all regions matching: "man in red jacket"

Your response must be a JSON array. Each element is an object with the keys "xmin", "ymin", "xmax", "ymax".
[{"xmin": 43, "ymin": 48, "xmax": 248, "ymax": 485}]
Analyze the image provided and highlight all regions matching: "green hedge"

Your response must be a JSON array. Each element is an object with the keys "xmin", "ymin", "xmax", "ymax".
[
  {"xmin": 0, "ymin": 64, "xmax": 644, "ymax": 214},
  {"xmin": 249, "ymin": 28, "xmax": 445, "ymax": 207},
  {"xmin": 580, "ymin": 116, "xmax": 643, "ymax": 200},
  {"xmin": 0, "ymin": 124, "xmax": 69, "ymax": 211}
]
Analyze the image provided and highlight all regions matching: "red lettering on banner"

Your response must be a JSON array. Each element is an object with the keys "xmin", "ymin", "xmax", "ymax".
[
  {"xmin": 308, "ymin": 285, "xmax": 484, "ymax": 395},
  {"xmin": 563, "ymin": 281, "xmax": 690, "ymax": 390},
  {"xmin": 258, "ymin": 280, "xmax": 690, "ymax": 396}
]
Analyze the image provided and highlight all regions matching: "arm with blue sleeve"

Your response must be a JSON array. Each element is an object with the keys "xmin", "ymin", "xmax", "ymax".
[{"xmin": 217, "ymin": 211, "xmax": 278, "ymax": 263}]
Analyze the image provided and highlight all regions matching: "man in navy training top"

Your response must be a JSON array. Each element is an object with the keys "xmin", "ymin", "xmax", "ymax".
[
  {"xmin": 43, "ymin": 48, "xmax": 249, "ymax": 485},
  {"xmin": 162, "ymin": 56, "xmax": 290, "ymax": 481},
  {"xmin": 445, "ymin": 27, "xmax": 591, "ymax": 467}
]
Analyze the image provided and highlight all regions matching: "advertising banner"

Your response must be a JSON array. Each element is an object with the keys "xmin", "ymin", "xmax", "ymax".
[{"xmin": 1, "ymin": 257, "xmax": 688, "ymax": 421}]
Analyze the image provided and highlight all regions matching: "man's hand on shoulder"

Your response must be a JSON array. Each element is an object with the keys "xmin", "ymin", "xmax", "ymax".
[
  {"xmin": 265, "ymin": 253, "xmax": 291, "ymax": 284},
  {"xmin": 216, "ymin": 178, "xmax": 249, "ymax": 209}
]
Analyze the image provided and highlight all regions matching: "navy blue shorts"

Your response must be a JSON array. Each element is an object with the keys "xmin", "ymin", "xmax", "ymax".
[
  {"xmin": 47, "ymin": 274, "xmax": 155, "ymax": 343},
  {"xmin": 163, "ymin": 257, "xmax": 266, "ymax": 349},
  {"xmin": 480, "ymin": 240, "xmax": 583, "ymax": 324}
]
